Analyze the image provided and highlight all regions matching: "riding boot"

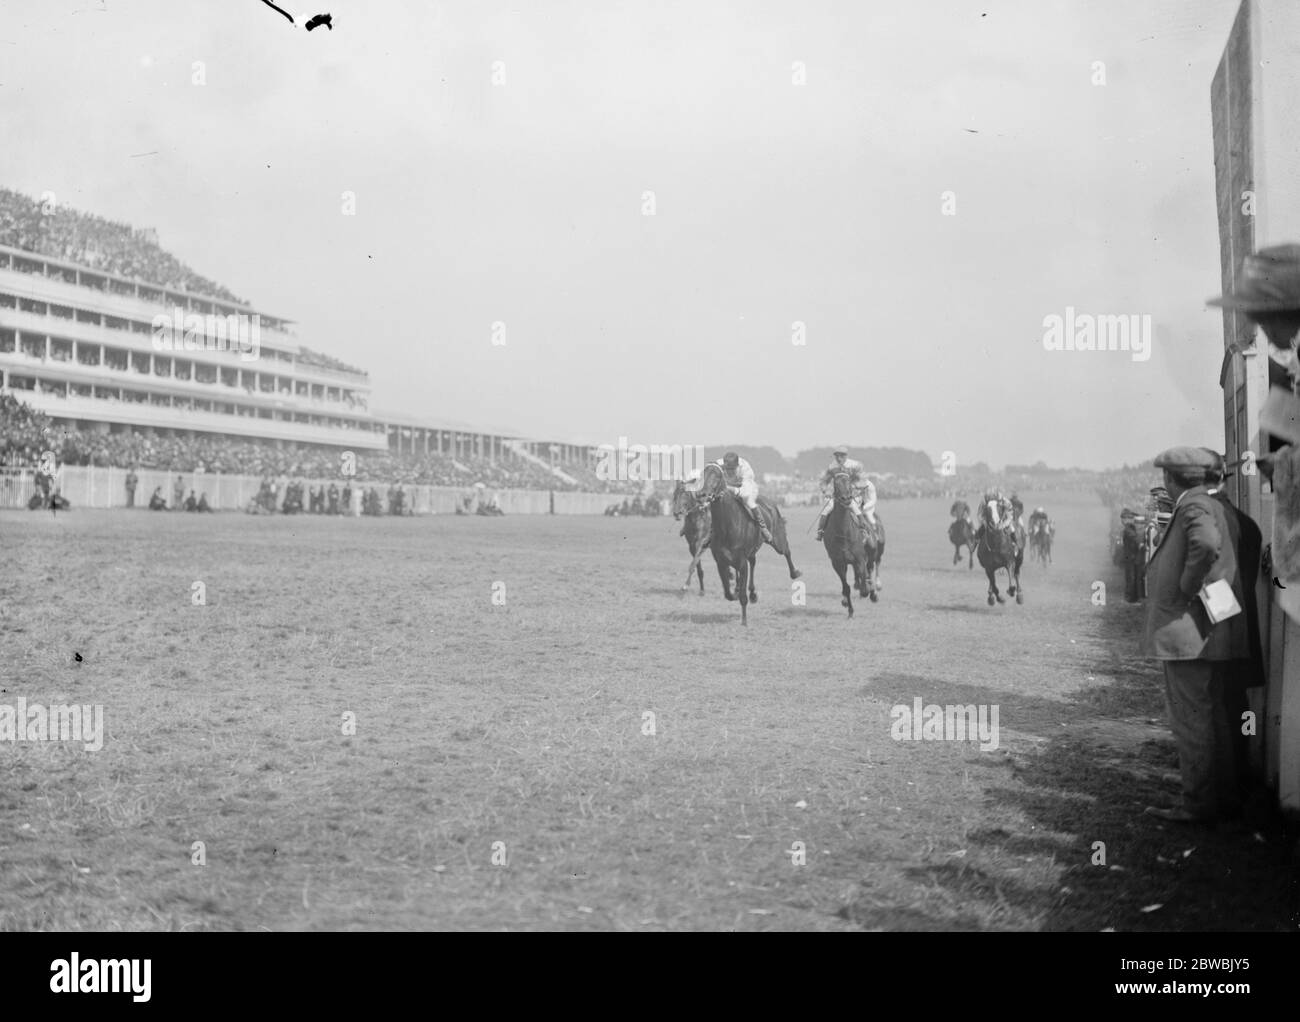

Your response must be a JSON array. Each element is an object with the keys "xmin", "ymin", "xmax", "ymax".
[
  {"xmin": 750, "ymin": 507, "xmax": 774, "ymax": 544},
  {"xmin": 815, "ymin": 512, "xmax": 828, "ymax": 541}
]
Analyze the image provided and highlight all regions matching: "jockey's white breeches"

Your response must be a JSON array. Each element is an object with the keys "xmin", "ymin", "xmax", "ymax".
[
  {"xmin": 821, "ymin": 493, "xmax": 875, "ymax": 522},
  {"xmin": 729, "ymin": 481, "xmax": 759, "ymax": 509}
]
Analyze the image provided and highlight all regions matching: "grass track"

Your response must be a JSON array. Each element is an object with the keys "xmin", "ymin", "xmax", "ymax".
[{"xmin": 0, "ymin": 492, "xmax": 1296, "ymax": 930}]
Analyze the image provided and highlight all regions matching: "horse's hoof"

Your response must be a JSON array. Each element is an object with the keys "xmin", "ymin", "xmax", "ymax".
[
  {"xmin": 847, "ymin": 606, "xmax": 854, "ymax": 618},
  {"xmin": 996, "ymin": 595, "xmax": 1005, "ymax": 604},
  {"xmin": 869, "ymin": 591, "xmax": 879, "ymax": 603},
  {"xmin": 1016, "ymin": 592, "xmax": 1024, "ymax": 605},
  {"xmin": 987, "ymin": 595, "xmax": 995, "ymax": 606},
  {"xmin": 750, "ymin": 592, "xmax": 759, "ymax": 603},
  {"xmin": 841, "ymin": 597, "xmax": 849, "ymax": 607},
  {"xmin": 790, "ymin": 569, "xmax": 802, "ymax": 580},
  {"xmin": 725, "ymin": 593, "xmax": 737, "ymax": 601},
  {"xmin": 1007, "ymin": 585, "xmax": 1017, "ymax": 596}
]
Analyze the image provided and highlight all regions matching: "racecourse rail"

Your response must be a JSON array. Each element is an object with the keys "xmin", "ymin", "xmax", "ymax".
[{"xmin": 0, "ymin": 466, "xmax": 637, "ymax": 515}]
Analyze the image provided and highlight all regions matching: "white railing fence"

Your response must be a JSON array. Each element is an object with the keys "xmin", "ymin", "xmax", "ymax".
[{"xmin": 0, "ymin": 466, "xmax": 620, "ymax": 515}]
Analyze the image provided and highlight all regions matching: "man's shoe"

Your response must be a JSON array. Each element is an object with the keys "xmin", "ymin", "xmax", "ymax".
[
  {"xmin": 1144, "ymin": 805, "xmax": 1214, "ymax": 824},
  {"xmin": 760, "ymin": 526, "xmax": 774, "ymax": 543},
  {"xmin": 815, "ymin": 530, "xmax": 824, "ymax": 541}
]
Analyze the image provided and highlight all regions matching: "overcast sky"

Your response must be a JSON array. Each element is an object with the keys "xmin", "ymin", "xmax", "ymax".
[{"xmin": 0, "ymin": 0, "xmax": 1254, "ymax": 468}]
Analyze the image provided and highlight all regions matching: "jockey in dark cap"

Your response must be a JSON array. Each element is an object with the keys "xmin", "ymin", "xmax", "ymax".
[{"xmin": 716, "ymin": 451, "xmax": 774, "ymax": 544}]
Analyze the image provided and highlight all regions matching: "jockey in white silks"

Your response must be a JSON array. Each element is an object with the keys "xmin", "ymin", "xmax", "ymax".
[
  {"xmin": 713, "ymin": 452, "xmax": 775, "ymax": 545},
  {"xmin": 974, "ymin": 490, "xmax": 1020, "ymax": 547},
  {"xmin": 815, "ymin": 445, "xmax": 875, "ymax": 541}
]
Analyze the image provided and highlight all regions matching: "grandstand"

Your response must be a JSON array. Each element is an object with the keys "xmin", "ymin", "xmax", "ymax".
[{"xmin": 0, "ymin": 188, "xmax": 601, "ymax": 490}]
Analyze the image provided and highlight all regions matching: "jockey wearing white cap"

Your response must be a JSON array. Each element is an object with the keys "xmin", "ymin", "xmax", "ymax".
[
  {"xmin": 716, "ymin": 451, "xmax": 774, "ymax": 544},
  {"xmin": 816, "ymin": 445, "xmax": 875, "ymax": 541}
]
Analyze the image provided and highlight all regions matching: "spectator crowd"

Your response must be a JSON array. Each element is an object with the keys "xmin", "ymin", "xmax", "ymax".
[
  {"xmin": 1, "ymin": 394, "xmax": 642, "ymax": 494},
  {"xmin": 1, "ymin": 187, "xmax": 244, "ymax": 304}
]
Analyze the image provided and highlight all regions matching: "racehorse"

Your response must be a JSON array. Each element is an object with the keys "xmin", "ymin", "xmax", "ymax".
[
  {"xmin": 949, "ymin": 499, "xmax": 975, "ymax": 567},
  {"xmin": 823, "ymin": 471, "xmax": 885, "ymax": 616},
  {"xmin": 975, "ymin": 497, "xmax": 1024, "ymax": 606},
  {"xmin": 1029, "ymin": 518, "xmax": 1054, "ymax": 565},
  {"xmin": 671, "ymin": 479, "xmax": 714, "ymax": 595},
  {"xmin": 693, "ymin": 463, "xmax": 801, "ymax": 625},
  {"xmin": 948, "ymin": 513, "xmax": 976, "ymax": 569}
]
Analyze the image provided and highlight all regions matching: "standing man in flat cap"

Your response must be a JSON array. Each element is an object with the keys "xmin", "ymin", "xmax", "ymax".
[{"xmin": 1141, "ymin": 446, "xmax": 1251, "ymax": 823}]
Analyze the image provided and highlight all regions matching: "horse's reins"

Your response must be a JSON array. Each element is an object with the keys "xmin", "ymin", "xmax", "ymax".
[{"xmin": 812, "ymin": 472, "xmax": 860, "ymax": 535}]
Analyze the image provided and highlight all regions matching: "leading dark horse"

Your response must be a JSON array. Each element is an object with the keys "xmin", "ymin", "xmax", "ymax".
[
  {"xmin": 823, "ymin": 471, "xmax": 885, "ymax": 616},
  {"xmin": 975, "ymin": 497, "xmax": 1024, "ymax": 606},
  {"xmin": 694, "ymin": 463, "xmax": 801, "ymax": 625}
]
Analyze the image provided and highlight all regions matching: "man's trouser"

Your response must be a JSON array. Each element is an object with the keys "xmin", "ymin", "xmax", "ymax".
[
  {"xmin": 1162, "ymin": 659, "xmax": 1241, "ymax": 818},
  {"xmin": 819, "ymin": 495, "xmax": 872, "ymax": 532},
  {"xmin": 126, "ymin": 489, "xmax": 135, "ymax": 508}
]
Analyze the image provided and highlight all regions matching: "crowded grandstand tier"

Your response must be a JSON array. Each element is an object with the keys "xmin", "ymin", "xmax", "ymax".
[
  {"xmin": 0, "ymin": 188, "xmax": 1123, "ymax": 501},
  {"xmin": 0, "ymin": 188, "xmax": 600, "ymax": 489}
]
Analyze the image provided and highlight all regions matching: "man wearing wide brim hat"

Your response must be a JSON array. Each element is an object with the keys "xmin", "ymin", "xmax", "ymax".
[
  {"xmin": 1209, "ymin": 243, "xmax": 1300, "ymax": 316},
  {"xmin": 1140, "ymin": 446, "xmax": 1251, "ymax": 824},
  {"xmin": 1209, "ymin": 244, "xmax": 1300, "ymax": 391}
]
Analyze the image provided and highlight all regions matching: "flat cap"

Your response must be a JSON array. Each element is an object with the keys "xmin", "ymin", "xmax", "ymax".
[
  {"xmin": 832, "ymin": 444, "xmax": 849, "ymax": 455},
  {"xmin": 1152, "ymin": 446, "xmax": 1218, "ymax": 473},
  {"xmin": 1199, "ymin": 448, "xmax": 1227, "ymax": 476}
]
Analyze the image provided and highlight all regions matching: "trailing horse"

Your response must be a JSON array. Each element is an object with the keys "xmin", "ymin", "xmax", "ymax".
[
  {"xmin": 948, "ymin": 515, "xmax": 975, "ymax": 569},
  {"xmin": 671, "ymin": 479, "xmax": 714, "ymax": 595},
  {"xmin": 1029, "ymin": 518, "xmax": 1054, "ymax": 565},
  {"xmin": 694, "ymin": 463, "xmax": 801, "ymax": 625},
  {"xmin": 975, "ymin": 497, "xmax": 1024, "ymax": 606},
  {"xmin": 823, "ymin": 471, "xmax": 885, "ymax": 616}
]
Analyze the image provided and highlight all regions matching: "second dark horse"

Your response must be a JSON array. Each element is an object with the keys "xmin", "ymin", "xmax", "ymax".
[
  {"xmin": 694, "ymin": 463, "xmax": 801, "ymax": 625},
  {"xmin": 671, "ymin": 479, "xmax": 714, "ymax": 595},
  {"xmin": 948, "ymin": 499, "xmax": 975, "ymax": 569}
]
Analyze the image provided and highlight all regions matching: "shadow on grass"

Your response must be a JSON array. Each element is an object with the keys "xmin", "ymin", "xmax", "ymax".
[{"xmin": 839, "ymin": 572, "xmax": 1300, "ymax": 932}]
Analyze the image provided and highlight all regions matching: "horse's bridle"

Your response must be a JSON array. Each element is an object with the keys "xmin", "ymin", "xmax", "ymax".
[
  {"xmin": 830, "ymin": 470, "xmax": 856, "ymax": 506},
  {"xmin": 674, "ymin": 478, "xmax": 715, "ymax": 519}
]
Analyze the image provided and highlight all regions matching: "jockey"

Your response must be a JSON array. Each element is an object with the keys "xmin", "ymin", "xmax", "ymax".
[
  {"xmin": 1009, "ymin": 493, "xmax": 1025, "ymax": 532},
  {"xmin": 974, "ymin": 489, "xmax": 1018, "ymax": 542},
  {"xmin": 815, "ymin": 445, "xmax": 874, "ymax": 541},
  {"xmin": 715, "ymin": 451, "xmax": 775, "ymax": 544},
  {"xmin": 1028, "ymin": 506, "xmax": 1050, "ymax": 530}
]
